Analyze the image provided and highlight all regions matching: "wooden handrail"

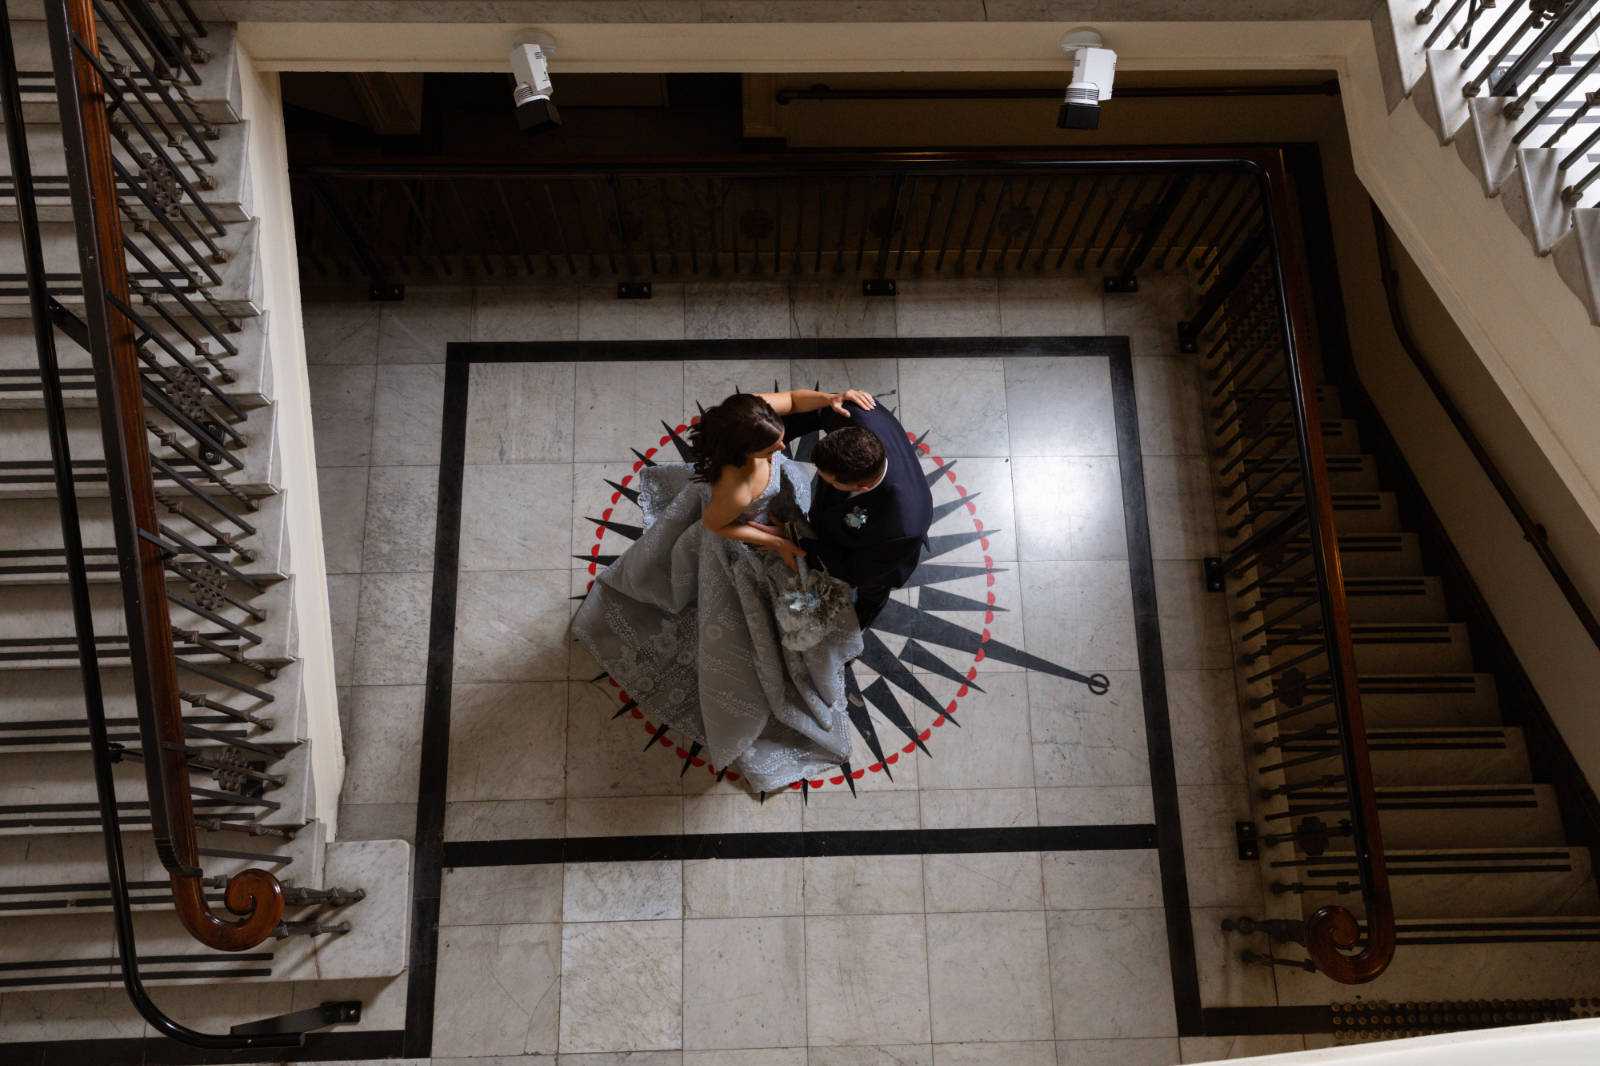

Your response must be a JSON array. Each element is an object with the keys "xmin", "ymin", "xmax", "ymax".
[
  {"xmin": 1258, "ymin": 149, "xmax": 1393, "ymax": 982},
  {"xmin": 61, "ymin": 0, "xmax": 282, "ymax": 952}
]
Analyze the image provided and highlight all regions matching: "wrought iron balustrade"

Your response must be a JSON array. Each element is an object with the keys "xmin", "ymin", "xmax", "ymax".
[{"xmin": 0, "ymin": 0, "xmax": 353, "ymax": 1049}]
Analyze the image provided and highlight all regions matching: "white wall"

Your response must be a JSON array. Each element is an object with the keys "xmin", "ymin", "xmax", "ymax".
[{"xmin": 236, "ymin": 46, "xmax": 346, "ymax": 830}]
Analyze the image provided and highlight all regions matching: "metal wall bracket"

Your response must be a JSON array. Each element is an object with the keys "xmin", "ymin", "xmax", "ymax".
[
  {"xmin": 862, "ymin": 278, "xmax": 896, "ymax": 297},
  {"xmin": 1235, "ymin": 820, "xmax": 1260, "ymax": 861},
  {"xmin": 1203, "ymin": 556, "xmax": 1224, "ymax": 592},
  {"xmin": 1102, "ymin": 275, "xmax": 1138, "ymax": 293},
  {"xmin": 1176, "ymin": 319, "xmax": 1199, "ymax": 353},
  {"xmin": 618, "ymin": 282, "xmax": 652, "ymax": 300},
  {"xmin": 368, "ymin": 283, "xmax": 405, "ymax": 302}
]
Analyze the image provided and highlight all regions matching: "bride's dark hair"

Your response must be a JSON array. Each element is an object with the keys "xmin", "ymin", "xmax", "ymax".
[{"xmin": 689, "ymin": 393, "xmax": 786, "ymax": 482}]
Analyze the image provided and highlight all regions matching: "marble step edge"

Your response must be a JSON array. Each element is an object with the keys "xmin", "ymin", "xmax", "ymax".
[
  {"xmin": 0, "ymin": 118, "xmax": 251, "ymax": 224},
  {"xmin": 0, "ymin": 19, "xmax": 241, "ymax": 126},
  {"xmin": 1551, "ymin": 208, "xmax": 1600, "ymax": 327},
  {"xmin": 0, "ymin": 306, "xmax": 271, "ymax": 386},
  {"xmin": 0, "ymin": 839, "xmax": 411, "ymax": 986}
]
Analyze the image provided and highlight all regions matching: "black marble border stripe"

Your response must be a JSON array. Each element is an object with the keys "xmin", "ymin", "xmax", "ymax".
[
  {"xmin": 1108, "ymin": 346, "xmax": 1205, "ymax": 1036},
  {"xmin": 455, "ymin": 335, "xmax": 1127, "ymax": 364},
  {"xmin": 444, "ymin": 824, "xmax": 1158, "ymax": 867},
  {"xmin": 400, "ymin": 352, "xmax": 471, "ymax": 1059}
]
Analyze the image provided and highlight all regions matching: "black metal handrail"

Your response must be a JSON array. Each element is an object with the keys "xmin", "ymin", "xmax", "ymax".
[
  {"xmin": 1370, "ymin": 203, "xmax": 1600, "ymax": 650},
  {"xmin": 1, "ymin": 0, "xmax": 352, "ymax": 1048}
]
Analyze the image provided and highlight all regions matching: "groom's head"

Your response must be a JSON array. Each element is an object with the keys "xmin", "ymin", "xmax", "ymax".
[{"xmin": 813, "ymin": 427, "xmax": 887, "ymax": 493}]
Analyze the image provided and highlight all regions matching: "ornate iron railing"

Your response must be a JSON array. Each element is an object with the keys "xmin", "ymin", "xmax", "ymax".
[{"xmin": 0, "ymin": 0, "xmax": 354, "ymax": 1048}]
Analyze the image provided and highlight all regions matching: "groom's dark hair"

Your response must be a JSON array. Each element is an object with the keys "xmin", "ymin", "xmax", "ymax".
[{"xmin": 812, "ymin": 426, "xmax": 886, "ymax": 484}]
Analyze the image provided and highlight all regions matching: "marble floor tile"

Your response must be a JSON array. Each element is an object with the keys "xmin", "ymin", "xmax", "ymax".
[
  {"xmin": 998, "ymin": 275, "xmax": 1106, "ymax": 336},
  {"xmin": 378, "ymin": 287, "xmax": 470, "ymax": 363},
  {"xmin": 579, "ymin": 283, "xmax": 686, "ymax": 342},
  {"xmin": 1012, "ymin": 455, "xmax": 1126, "ymax": 562},
  {"xmin": 789, "ymin": 356, "xmax": 899, "ymax": 397},
  {"xmin": 886, "ymin": 565, "xmax": 1026, "ymax": 678},
  {"xmin": 805, "ymin": 914, "xmax": 932, "ymax": 1046},
  {"xmin": 566, "ymin": 681, "xmax": 692, "ymax": 799},
  {"xmin": 1036, "ymin": 786, "xmax": 1155, "ymax": 826},
  {"xmin": 683, "ymin": 358, "xmax": 791, "ymax": 408},
  {"xmin": 1055, "ymin": 1038, "xmax": 1180, "ymax": 1066},
  {"xmin": 560, "ymin": 920, "xmax": 683, "ymax": 1053},
  {"xmin": 453, "ymin": 570, "xmax": 572, "ymax": 682},
  {"xmin": 351, "ymin": 571, "xmax": 433, "ymax": 685},
  {"xmin": 1133, "ymin": 355, "xmax": 1206, "ymax": 457},
  {"xmin": 684, "ymin": 856, "xmax": 802, "ymax": 918},
  {"xmin": 1142, "ymin": 456, "xmax": 1219, "ymax": 561},
  {"xmin": 448, "ymin": 681, "xmax": 567, "ymax": 801},
  {"xmin": 685, "ymin": 281, "xmax": 797, "ymax": 340},
  {"xmin": 1046, "ymin": 908, "xmax": 1177, "ymax": 1039},
  {"xmin": 789, "ymin": 281, "xmax": 896, "ymax": 339},
  {"xmin": 923, "ymin": 850, "xmax": 1043, "ymax": 912},
  {"xmin": 559, "ymin": 1054, "xmax": 680, "ymax": 1066},
  {"xmin": 934, "ymin": 1043, "xmax": 1058, "ymax": 1066},
  {"xmin": 1028, "ymin": 669, "xmax": 1146, "ymax": 787},
  {"xmin": 1184, "ymin": 846, "xmax": 1263, "ymax": 911},
  {"xmin": 339, "ymin": 685, "xmax": 424, "ymax": 805},
  {"xmin": 564, "ymin": 860, "xmax": 682, "ymax": 922},
  {"xmin": 895, "ymin": 277, "xmax": 1000, "ymax": 337},
  {"xmin": 361, "ymin": 465, "xmax": 438, "ymax": 573},
  {"xmin": 919, "ymin": 787, "xmax": 1038, "ymax": 830},
  {"xmin": 303, "ymin": 300, "xmax": 380, "ymax": 365},
  {"xmin": 913, "ymin": 672, "xmax": 1033, "ymax": 790},
  {"xmin": 1176, "ymin": 784, "xmax": 1253, "ymax": 853},
  {"xmin": 461, "ymin": 463, "xmax": 574, "ymax": 571},
  {"xmin": 575, "ymin": 361, "xmax": 686, "ymax": 462},
  {"xmin": 1179, "ymin": 1035, "xmax": 1305, "ymax": 1061},
  {"xmin": 1103, "ymin": 273, "xmax": 1193, "ymax": 358},
  {"xmin": 432, "ymin": 923, "xmax": 561, "ymax": 1057},
  {"xmin": 467, "ymin": 362, "xmax": 578, "ymax": 464},
  {"xmin": 898, "ymin": 356, "xmax": 1009, "ymax": 457},
  {"xmin": 371, "ymin": 363, "xmax": 446, "ymax": 466},
  {"xmin": 683, "ymin": 916, "xmax": 806, "ymax": 1049},
  {"xmin": 568, "ymin": 795, "xmax": 684, "ymax": 838},
  {"xmin": 809, "ymin": 1048, "xmax": 932, "ymax": 1066},
  {"xmin": 1192, "ymin": 907, "xmax": 1278, "ymax": 1007},
  {"xmin": 683, "ymin": 791, "xmax": 802, "ymax": 834},
  {"xmin": 803, "ymin": 854, "xmax": 924, "ymax": 915},
  {"xmin": 446, "ymin": 798, "xmax": 565, "ymax": 842},
  {"xmin": 1003, "ymin": 356, "xmax": 1117, "ymax": 457},
  {"xmin": 317, "ymin": 465, "xmax": 370, "ymax": 574},
  {"xmin": 308, "ymin": 364, "xmax": 376, "ymax": 466},
  {"xmin": 801, "ymin": 789, "xmax": 919, "ymax": 832},
  {"xmin": 473, "ymin": 286, "xmax": 580, "ymax": 342},
  {"xmin": 927, "ymin": 911, "xmax": 1053, "ymax": 1043},
  {"xmin": 572, "ymin": 461, "xmax": 644, "ymax": 581},
  {"xmin": 687, "ymin": 1052, "xmax": 803, "ymax": 1066},
  {"xmin": 1041, "ymin": 849, "xmax": 1161, "ymax": 909},
  {"xmin": 1166, "ymin": 670, "xmax": 1246, "ymax": 787},
  {"xmin": 336, "ymin": 800, "xmax": 416, "ymax": 844},
  {"xmin": 1154, "ymin": 562, "xmax": 1233, "ymax": 670},
  {"xmin": 1019, "ymin": 561, "xmax": 1138, "ymax": 672},
  {"xmin": 922, "ymin": 455, "xmax": 1016, "ymax": 564},
  {"xmin": 442, "ymin": 863, "xmax": 563, "ymax": 926},
  {"xmin": 326, "ymin": 573, "xmax": 360, "ymax": 682}
]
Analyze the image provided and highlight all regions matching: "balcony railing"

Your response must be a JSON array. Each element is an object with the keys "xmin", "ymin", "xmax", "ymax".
[{"xmin": 0, "ymin": 0, "xmax": 354, "ymax": 1048}]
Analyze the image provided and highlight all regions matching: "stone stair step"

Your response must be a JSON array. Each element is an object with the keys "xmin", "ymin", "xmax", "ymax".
[
  {"xmin": 1281, "ymin": 726, "xmax": 1531, "ymax": 786},
  {"xmin": 1259, "ymin": 576, "xmax": 1449, "ymax": 623},
  {"xmin": 1280, "ymin": 847, "xmax": 1599, "ymax": 918},
  {"xmin": 0, "ymin": 119, "xmax": 249, "ymax": 224},
  {"xmin": 1314, "ymin": 673, "xmax": 1501, "ymax": 727},
  {"xmin": 0, "ymin": 311, "xmax": 271, "ymax": 406},
  {"xmin": 1288, "ymin": 533, "xmax": 1423, "ymax": 577},
  {"xmin": 0, "ymin": 217, "xmax": 262, "ymax": 319},
  {"xmin": 1551, "ymin": 207, "xmax": 1600, "ymax": 327},
  {"xmin": 1239, "ymin": 492, "xmax": 1401, "ymax": 536},
  {"xmin": 1275, "ymin": 916, "xmax": 1600, "ymax": 1004},
  {"xmin": 1284, "ymin": 783, "xmax": 1566, "ymax": 848},
  {"xmin": 1262, "ymin": 621, "xmax": 1474, "ymax": 673},
  {"xmin": 0, "ymin": 20, "xmax": 242, "ymax": 125},
  {"xmin": 1242, "ymin": 453, "xmax": 1376, "ymax": 494}
]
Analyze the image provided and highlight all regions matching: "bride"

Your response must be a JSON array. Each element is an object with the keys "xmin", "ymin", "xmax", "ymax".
[{"xmin": 571, "ymin": 387, "xmax": 875, "ymax": 792}]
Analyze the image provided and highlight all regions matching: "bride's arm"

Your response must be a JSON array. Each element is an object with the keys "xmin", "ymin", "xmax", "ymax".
[
  {"xmin": 756, "ymin": 388, "xmax": 877, "ymax": 417},
  {"xmin": 702, "ymin": 475, "xmax": 803, "ymax": 569}
]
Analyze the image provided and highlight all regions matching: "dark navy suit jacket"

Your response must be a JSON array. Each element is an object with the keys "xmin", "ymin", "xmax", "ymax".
[{"xmin": 785, "ymin": 401, "xmax": 932, "ymax": 591}]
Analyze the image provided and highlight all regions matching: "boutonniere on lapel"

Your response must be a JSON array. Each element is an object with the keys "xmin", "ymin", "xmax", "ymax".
[{"xmin": 844, "ymin": 506, "xmax": 869, "ymax": 531}]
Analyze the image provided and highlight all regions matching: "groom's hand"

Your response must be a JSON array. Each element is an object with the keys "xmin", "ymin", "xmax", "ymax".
[{"xmin": 830, "ymin": 389, "xmax": 877, "ymax": 417}]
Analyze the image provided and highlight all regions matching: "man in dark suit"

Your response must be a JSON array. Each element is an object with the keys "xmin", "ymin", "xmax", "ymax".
[{"xmin": 781, "ymin": 397, "xmax": 933, "ymax": 628}]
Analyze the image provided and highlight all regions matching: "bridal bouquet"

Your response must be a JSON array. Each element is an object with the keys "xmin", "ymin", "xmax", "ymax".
[{"xmin": 766, "ymin": 478, "xmax": 857, "ymax": 650}]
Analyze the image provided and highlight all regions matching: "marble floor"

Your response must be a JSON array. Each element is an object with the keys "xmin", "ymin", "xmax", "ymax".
[{"xmin": 305, "ymin": 277, "xmax": 1304, "ymax": 1064}]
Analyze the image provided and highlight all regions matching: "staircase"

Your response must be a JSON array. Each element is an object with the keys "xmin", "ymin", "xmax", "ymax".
[
  {"xmin": 1198, "ymin": 187, "xmax": 1600, "ymax": 1007},
  {"xmin": 0, "ymin": 5, "xmax": 406, "ymax": 1046},
  {"xmin": 1378, "ymin": 0, "xmax": 1600, "ymax": 325}
]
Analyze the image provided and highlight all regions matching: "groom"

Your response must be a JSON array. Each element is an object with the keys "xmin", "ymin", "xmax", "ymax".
[{"xmin": 783, "ymin": 396, "xmax": 933, "ymax": 628}]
